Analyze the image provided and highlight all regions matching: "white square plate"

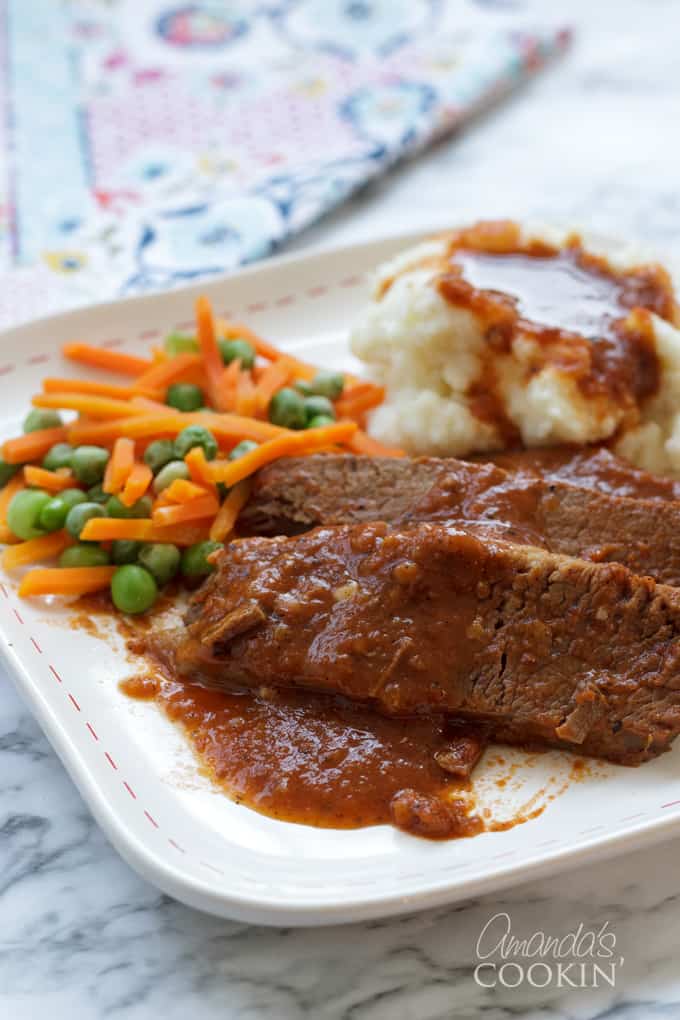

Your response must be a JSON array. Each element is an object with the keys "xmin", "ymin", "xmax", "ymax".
[{"xmin": 2, "ymin": 233, "xmax": 680, "ymax": 926}]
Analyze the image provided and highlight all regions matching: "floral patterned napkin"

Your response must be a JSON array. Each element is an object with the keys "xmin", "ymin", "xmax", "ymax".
[{"xmin": 0, "ymin": 0, "xmax": 569, "ymax": 326}]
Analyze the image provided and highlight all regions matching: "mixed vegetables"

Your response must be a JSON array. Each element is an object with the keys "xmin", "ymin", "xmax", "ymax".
[{"xmin": 0, "ymin": 297, "xmax": 401, "ymax": 614}]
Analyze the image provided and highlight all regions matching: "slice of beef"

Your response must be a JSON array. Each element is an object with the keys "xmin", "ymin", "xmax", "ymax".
[
  {"xmin": 239, "ymin": 454, "xmax": 680, "ymax": 586},
  {"xmin": 159, "ymin": 522, "xmax": 680, "ymax": 765},
  {"xmin": 485, "ymin": 445, "xmax": 680, "ymax": 501}
]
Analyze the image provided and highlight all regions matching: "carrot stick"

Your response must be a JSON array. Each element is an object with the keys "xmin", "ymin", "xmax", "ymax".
[
  {"xmin": 210, "ymin": 480, "xmax": 251, "ymax": 541},
  {"xmin": 130, "ymin": 395, "xmax": 173, "ymax": 413},
  {"xmin": 335, "ymin": 384, "xmax": 385, "ymax": 419},
  {"xmin": 162, "ymin": 478, "xmax": 208, "ymax": 504},
  {"xmin": 196, "ymin": 296, "xmax": 226, "ymax": 410},
  {"xmin": 234, "ymin": 371, "xmax": 257, "ymax": 417},
  {"xmin": 32, "ymin": 392, "xmax": 147, "ymax": 420},
  {"xmin": 79, "ymin": 517, "xmax": 210, "ymax": 546},
  {"xmin": 19, "ymin": 565, "xmax": 116, "ymax": 598},
  {"xmin": 152, "ymin": 492, "xmax": 219, "ymax": 527},
  {"xmin": 0, "ymin": 474, "xmax": 26, "ymax": 526},
  {"xmin": 210, "ymin": 421, "xmax": 357, "ymax": 487},
  {"xmin": 23, "ymin": 466, "xmax": 75, "ymax": 493},
  {"xmin": 131, "ymin": 352, "xmax": 204, "ymax": 396},
  {"xmin": 216, "ymin": 358, "xmax": 242, "ymax": 412},
  {"xmin": 62, "ymin": 343, "xmax": 152, "ymax": 377},
  {"xmin": 2, "ymin": 530, "xmax": 72, "ymax": 570},
  {"xmin": 0, "ymin": 524, "xmax": 20, "ymax": 544},
  {"xmin": 346, "ymin": 429, "xmax": 406, "ymax": 458},
  {"xmin": 103, "ymin": 437, "xmax": 135, "ymax": 495},
  {"xmin": 2, "ymin": 426, "xmax": 68, "ymax": 465},
  {"xmin": 120, "ymin": 462, "xmax": 152, "ymax": 507},
  {"xmin": 184, "ymin": 446, "xmax": 214, "ymax": 486},
  {"xmin": 42, "ymin": 377, "xmax": 134, "ymax": 399},
  {"xmin": 68, "ymin": 411, "xmax": 287, "ymax": 446},
  {"xmin": 253, "ymin": 357, "xmax": 295, "ymax": 414}
]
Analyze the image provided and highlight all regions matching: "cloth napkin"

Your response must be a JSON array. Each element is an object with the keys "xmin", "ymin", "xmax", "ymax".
[{"xmin": 0, "ymin": 0, "xmax": 569, "ymax": 327}]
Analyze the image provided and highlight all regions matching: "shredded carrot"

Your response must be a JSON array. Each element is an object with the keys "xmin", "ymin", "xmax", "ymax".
[
  {"xmin": 42, "ymin": 377, "xmax": 134, "ymax": 399},
  {"xmin": 211, "ymin": 421, "xmax": 357, "ymax": 487},
  {"xmin": 218, "ymin": 319, "xmax": 360, "ymax": 386},
  {"xmin": 216, "ymin": 358, "xmax": 242, "ymax": 412},
  {"xmin": 130, "ymin": 395, "xmax": 174, "ymax": 414},
  {"xmin": 2, "ymin": 530, "xmax": 72, "ymax": 571},
  {"xmin": 0, "ymin": 474, "xmax": 25, "ymax": 524},
  {"xmin": 2, "ymin": 426, "xmax": 68, "ymax": 465},
  {"xmin": 32, "ymin": 392, "xmax": 147, "ymax": 420},
  {"xmin": 161, "ymin": 478, "xmax": 207, "ymax": 504},
  {"xmin": 79, "ymin": 517, "xmax": 210, "ymax": 546},
  {"xmin": 234, "ymin": 371, "xmax": 257, "ymax": 417},
  {"xmin": 0, "ymin": 524, "xmax": 20, "ymax": 544},
  {"xmin": 120, "ymin": 462, "xmax": 153, "ymax": 507},
  {"xmin": 184, "ymin": 445, "xmax": 214, "ymax": 486},
  {"xmin": 335, "ymin": 382, "xmax": 385, "ymax": 419},
  {"xmin": 23, "ymin": 466, "xmax": 75, "ymax": 493},
  {"xmin": 62, "ymin": 343, "xmax": 152, "ymax": 377},
  {"xmin": 103, "ymin": 437, "xmax": 136, "ymax": 494},
  {"xmin": 19, "ymin": 565, "xmax": 116, "ymax": 598},
  {"xmin": 67, "ymin": 411, "xmax": 286, "ymax": 447},
  {"xmin": 346, "ymin": 428, "xmax": 406, "ymax": 458},
  {"xmin": 196, "ymin": 296, "xmax": 226, "ymax": 410},
  {"xmin": 152, "ymin": 491, "xmax": 219, "ymax": 527},
  {"xmin": 131, "ymin": 352, "xmax": 204, "ymax": 397},
  {"xmin": 210, "ymin": 480, "xmax": 251, "ymax": 541},
  {"xmin": 253, "ymin": 357, "xmax": 295, "ymax": 414}
]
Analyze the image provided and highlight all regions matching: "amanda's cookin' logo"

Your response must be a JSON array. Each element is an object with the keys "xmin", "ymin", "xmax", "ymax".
[{"xmin": 474, "ymin": 912, "xmax": 625, "ymax": 989}]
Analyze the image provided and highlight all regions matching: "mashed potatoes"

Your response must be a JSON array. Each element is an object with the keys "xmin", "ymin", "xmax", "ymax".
[{"xmin": 350, "ymin": 221, "xmax": 680, "ymax": 475}]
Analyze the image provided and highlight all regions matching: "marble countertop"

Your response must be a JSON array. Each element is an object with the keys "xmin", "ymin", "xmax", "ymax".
[{"xmin": 3, "ymin": 1, "xmax": 680, "ymax": 1016}]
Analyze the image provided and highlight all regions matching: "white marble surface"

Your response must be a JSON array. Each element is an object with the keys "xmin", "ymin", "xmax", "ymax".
[{"xmin": 3, "ymin": 1, "xmax": 680, "ymax": 1016}]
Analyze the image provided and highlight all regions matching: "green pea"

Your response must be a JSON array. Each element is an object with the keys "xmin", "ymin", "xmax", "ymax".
[
  {"xmin": 143, "ymin": 439, "xmax": 175, "ymax": 474},
  {"xmin": 304, "ymin": 395, "xmax": 335, "ymax": 422},
  {"xmin": 164, "ymin": 332, "xmax": 198, "ymax": 356},
  {"xmin": 59, "ymin": 544, "xmax": 110, "ymax": 568},
  {"xmin": 306, "ymin": 414, "xmax": 335, "ymax": 430},
  {"xmin": 153, "ymin": 460, "xmax": 189, "ymax": 494},
  {"xmin": 228, "ymin": 439, "xmax": 259, "ymax": 461},
  {"xmin": 293, "ymin": 379, "xmax": 314, "ymax": 397},
  {"xmin": 7, "ymin": 489, "xmax": 51, "ymax": 540},
  {"xmin": 269, "ymin": 387, "xmax": 307, "ymax": 429},
  {"xmin": 23, "ymin": 408, "xmax": 63, "ymax": 433},
  {"xmin": 309, "ymin": 370, "xmax": 344, "ymax": 400},
  {"xmin": 87, "ymin": 483, "xmax": 109, "ymax": 505},
  {"xmin": 111, "ymin": 565, "xmax": 158, "ymax": 615},
  {"xmin": 138, "ymin": 543, "xmax": 181, "ymax": 586},
  {"xmin": 42, "ymin": 442, "xmax": 73, "ymax": 471},
  {"xmin": 71, "ymin": 445, "xmax": 110, "ymax": 486},
  {"xmin": 38, "ymin": 489, "xmax": 87, "ymax": 532},
  {"xmin": 65, "ymin": 501, "xmax": 105, "ymax": 540},
  {"xmin": 180, "ymin": 540, "xmax": 222, "ymax": 578},
  {"xmin": 166, "ymin": 382, "xmax": 204, "ymax": 412},
  {"xmin": 111, "ymin": 540, "xmax": 141, "ymax": 565},
  {"xmin": 173, "ymin": 425, "xmax": 218, "ymax": 461},
  {"xmin": 218, "ymin": 337, "xmax": 255, "ymax": 369},
  {"xmin": 105, "ymin": 494, "xmax": 153, "ymax": 519},
  {"xmin": 0, "ymin": 458, "xmax": 20, "ymax": 488}
]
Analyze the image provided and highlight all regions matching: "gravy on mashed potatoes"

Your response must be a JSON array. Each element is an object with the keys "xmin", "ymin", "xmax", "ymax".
[{"xmin": 350, "ymin": 220, "xmax": 680, "ymax": 475}]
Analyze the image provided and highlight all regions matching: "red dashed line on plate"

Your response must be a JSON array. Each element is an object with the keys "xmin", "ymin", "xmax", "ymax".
[
  {"xmin": 218, "ymin": 310, "xmax": 234, "ymax": 320},
  {"xmin": 104, "ymin": 751, "xmax": 117, "ymax": 771},
  {"xmin": 30, "ymin": 636, "xmax": 42, "ymax": 654},
  {"xmin": 175, "ymin": 319, "xmax": 195, "ymax": 331},
  {"xmin": 0, "ymin": 364, "xmax": 15, "ymax": 376},
  {"xmin": 619, "ymin": 812, "xmax": 647, "ymax": 823},
  {"xmin": 492, "ymin": 851, "xmax": 515, "ymax": 861},
  {"xmin": 12, "ymin": 608, "xmax": 23, "ymax": 624},
  {"xmin": 200, "ymin": 861, "xmax": 224, "ymax": 875},
  {"xmin": 123, "ymin": 780, "xmax": 137, "ymax": 800},
  {"xmin": 99, "ymin": 338, "xmax": 124, "ymax": 348},
  {"xmin": 139, "ymin": 328, "xmax": 160, "ymax": 340},
  {"xmin": 168, "ymin": 838, "xmax": 186, "ymax": 853},
  {"xmin": 661, "ymin": 799, "xmax": 680, "ymax": 809},
  {"xmin": 579, "ymin": 825, "xmax": 605, "ymax": 835},
  {"xmin": 68, "ymin": 692, "xmax": 80, "ymax": 712},
  {"xmin": 340, "ymin": 274, "xmax": 362, "ymax": 287},
  {"xmin": 144, "ymin": 809, "xmax": 159, "ymax": 828},
  {"xmin": 0, "ymin": 582, "xmax": 8, "ymax": 598},
  {"xmin": 86, "ymin": 722, "xmax": 98, "ymax": 741},
  {"xmin": 275, "ymin": 294, "xmax": 295, "ymax": 307},
  {"xmin": 27, "ymin": 353, "xmax": 49, "ymax": 365},
  {"xmin": 536, "ymin": 839, "xmax": 560, "ymax": 849},
  {"xmin": 49, "ymin": 664, "xmax": 62, "ymax": 683},
  {"xmin": 307, "ymin": 285, "xmax": 327, "ymax": 298},
  {"xmin": 247, "ymin": 301, "xmax": 267, "ymax": 314}
]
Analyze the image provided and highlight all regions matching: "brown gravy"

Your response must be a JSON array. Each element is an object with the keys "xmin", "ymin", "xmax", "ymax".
[{"xmin": 121, "ymin": 672, "xmax": 483, "ymax": 839}]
